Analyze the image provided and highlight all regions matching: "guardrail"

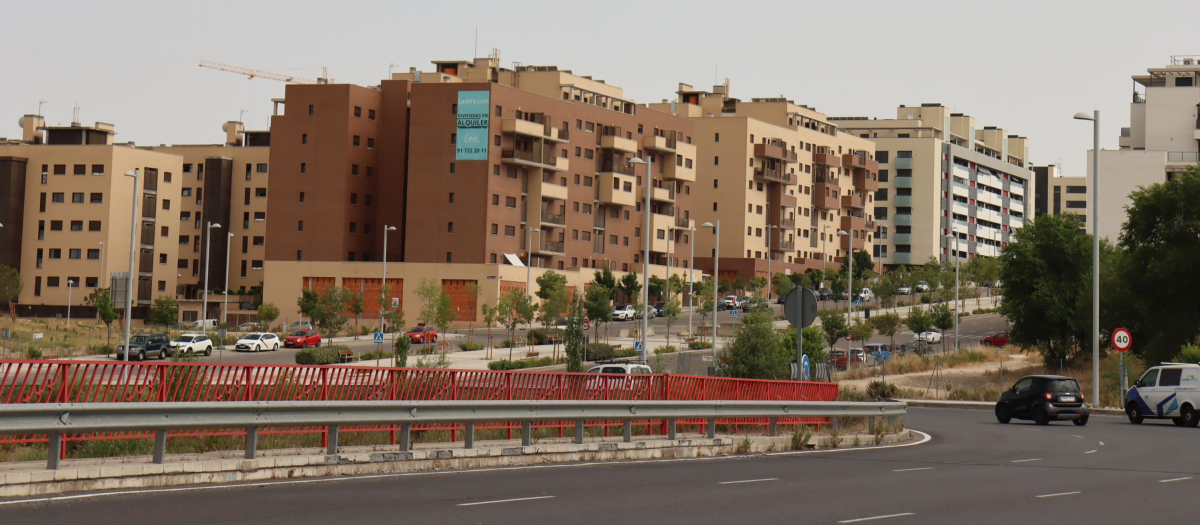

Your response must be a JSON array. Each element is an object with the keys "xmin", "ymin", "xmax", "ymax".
[{"xmin": 0, "ymin": 399, "xmax": 905, "ymax": 470}]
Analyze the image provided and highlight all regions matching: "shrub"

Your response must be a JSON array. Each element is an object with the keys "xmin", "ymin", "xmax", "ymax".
[
  {"xmin": 688, "ymin": 341, "xmax": 714, "ymax": 350},
  {"xmin": 295, "ymin": 345, "xmax": 342, "ymax": 365},
  {"xmin": 654, "ymin": 345, "xmax": 677, "ymax": 355},
  {"xmin": 487, "ymin": 356, "xmax": 556, "ymax": 370},
  {"xmin": 90, "ymin": 344, "xmax": 114, "ymax": 356},
  {"xmin": 458, "ymin": 342, "xmax": 485, "ymax": 352},
  {"xmin": 866, "ymin": 380, "xmax": 899, "ymax": 400},
  {"xmin": 584, "ymin": 343, "xmax": 614, "ymax": 361},
  {"xmin": 25, "ymin": 346, "xmax": 42, "ymax": 360},
  {"xmin": 920, "ymin": 295, "xmax": 932, "ymax": 304},
  {"xmin": 359, "ymin": 350, "xmax": 393, "ymax": 361},
  {"xmin": 497, "ymin": 339, "xmax": 519, "ymax": 349},
  {"xmin": 1179, "ymin": 344, "xmax": 1200, "ymax": 364},
  {"xmin": 393, "ymin": 336, "xmax": 410, "ymax": 367},
  {"xmin": 948, "ymin": 388, "xmax": 972, "ymax": 401},
  {"xmin": 528, "ymin": 328, "xmax": 564, "ymax": 345},
  {"xmin": 613, "ymin": 348, "xmax": 638, "ymax": 358}
]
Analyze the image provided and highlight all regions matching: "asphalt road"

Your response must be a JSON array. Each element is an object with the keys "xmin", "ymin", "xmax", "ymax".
[{"xmin": 5, "ymin": 407, "xmax": 1198, "ymax": 523}]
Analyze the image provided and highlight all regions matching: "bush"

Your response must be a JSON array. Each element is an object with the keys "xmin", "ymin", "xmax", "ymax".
[
  {"xmin": 614, "ymin": 348, "xmax": 638, "ymax": 358},
  {"xmin": 91, "ymin": 344, "xmax": 114, "ymax": 356},
  {"xmin": 295, "ymin": 345, "xmax": 342, "ymax": 365},
  {"xmin": 497, "ymin": 339, "xmax": 519, "ymax": 349},
  {"xmin": 920, "ymin": 295, "xmax": 932, "ymax": 304},
  {"xmin": 25, "ymin": 346, "xmax": 42, "ymax": 360},
  {"xmin": 1178, "ymin": 344, "xmax": 1200, "ymax": 364},
  {"xmin": 458, "ymin": 342, "xmax": 485, "ymax": 351},
  {"xmin": 654, "ymin": 345, "xmax": 677, "ymax": 355},
  {"xmin": 359, "ymin": 350, "xmax": 393, "ymax": 361},
  {"xmin": 487, "ymin": 356, "xmax": 556, "ymax": 370},
  {"xmin": 948, "ymin": 388, "xmax": 972, "ymax": 401},
  {"xmin": 866, "ymin": 380, "xmax": 899, "ymax": 400},
  {"xmin": 688, "ymin": 341, "xmax": 714, "ymax": 350},
  {"xmin": 584, "ymin": 343, "xmax": 614, "ymax": 361},
  {"xmin": 528, "ymin": 328, "xmax": 564, "ymax": 345},
  {"xmin": 394, "ymin": 336, "xmax": 411, "ymax": 367}
]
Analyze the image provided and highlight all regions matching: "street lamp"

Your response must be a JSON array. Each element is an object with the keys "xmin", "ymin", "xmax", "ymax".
[
  {"xmin": 943, "ymin": 233, "xmax": 961, "ymax": 353},
  {"xmin": 1074, "ymin": 110, "xmax": 1100, "ymax": 406},
  {"xmin": 702, "ymin": 221, "xmax": 719, "ymax": 355},
  {"xmin": 629, "ymin": 156, "xmax": 652, "ymax": 364},
  {"xmin": 97, "ymin": 241, "xmax": 105, "ymax": 323},
  {"xmin": 838, "ymin": 229, "xmax": 852, "ymax": 351},
  {"xmin": 223, "ymin": 232, "xmax": 234, "ymax": 338},
  {"xmin": 202, "ymin": 222, "xmax": 222, "ymax": 337},
  {"xmin": 380, "ymin": 225, "xmax": 397, "ymax": 365},
  {"xmin": 525, "ymin": 227, "xmax": 540, "ymax": 299},
  {"xmin": 672, "ymin": 226, "xmax": 696, "ymax": 338},
  {"xmin": 65, "ymin": 280, "xmax": 75, "ymax": 326},
  {"xmin": 766, "ymin": 224, "xmax": 780, "ymax": 300},
  {"xmin": 822, "ymin": 224, "xmax": 831, "ymax": 291},
  {"xmin": 121, "ymin": 169, "xmax": 139, "ymax": 363}
]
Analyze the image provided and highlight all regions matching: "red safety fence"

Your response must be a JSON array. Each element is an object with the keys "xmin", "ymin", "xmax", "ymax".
[{"xmin": 0, "ymin": 359, "xmax": 838, "ymax": 449}]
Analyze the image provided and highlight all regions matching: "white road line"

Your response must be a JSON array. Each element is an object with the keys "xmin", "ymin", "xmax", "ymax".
[
  {"xmin": 1084, "ymin": 450, "xmax": 1098, "ymax": 454},
  {"xmin": 458, "ymin": 495, "xmax": 555, "ymax": 507},
  {"xmin": 1071, "ymin": 435, "xmax": 1084, "ymax": 438},
  {"xmin": 1099, "ymin": 442, "xmax": 1105, "ymax": 446},
  {"xmin": 892, "ymin": 467, "xmax": 934, "ymax": 472},
  {"xmin": 838, "ymin": 512, "xmax": 916, "ymax": 523},
  {"xmin": 1011, "ymin": 458, "xmax": 1041, "ymax": 463},
  {"xmin": 718, "ymin": 478, "xmax": 778, "ymax": 485},
  {"xmin": 1159, "ymin": 477, "xmax": 1192, "ymax": 483},
  {"xmin": 1036, "ymin": 491, "xmax": 1081, "ymax": 498}
]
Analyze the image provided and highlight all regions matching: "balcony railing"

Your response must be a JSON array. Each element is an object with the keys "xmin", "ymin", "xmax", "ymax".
[
  {"xmin": 813, "ymin": 153, "xmax": 841, "ymax": 167},
  {"xmin": 753, "ymin": 167, "xmax": 791, "ymax": 184},
  {"xmin": 594, "ymin": 212, "xmax": 606, "ymax": 229},
  {"xmin": 540, "ymin": 210, "xmax": 566, "ymax": 225},
  {"xmin": 541, "ymin": 240, "xmax": 565, "ymax": 254},
  {"xmin": 593, "ymin": 236, "xmax": 605, "ymax": 255},
  {"xmin": 674, "ymin": 215, "xmax": 690, "ymax": 228},
  {"xmin": 1167, "ymin": 151, "xmax": 1200, "ymax": 163},
  {"xmin": 776, "ymin": 238, "xmax": 795, "ymax": 251},
  {"xmin": 778, "ymin": 217, "xmax": 796, "ymax": 229},
  {"xmin": 597, "ymin": 153, "xmax": 635, "ymax": 175}
]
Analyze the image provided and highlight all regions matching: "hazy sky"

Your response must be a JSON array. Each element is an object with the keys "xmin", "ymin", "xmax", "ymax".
[{"xmin": 6, "ymin": 0, "xmax": 1199, "ymax": 176}]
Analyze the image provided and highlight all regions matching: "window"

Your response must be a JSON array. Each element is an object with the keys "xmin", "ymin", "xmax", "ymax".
[
  {"xmin": 300, "ymin": 163, "xmax": 307, "ymax": 173},
  {"xmin": 252, "ymin": 260, "xmax": 263, "ymax": 270},
  {"xmin": 299, "ymin": 192, "xmax": 305, "ymax": 203},
  {"xmin": 714, "ymin": 156, "xmax": 719, "ymax": 166},
  {"xmin": 90, "ymin": 193, "xmax": 103, "ymax": 203},
  {"xmin": 504, "ymin": 225, "xmax": 516, "ymax": 237},
  {"xmin": 159, "ymin": 253, "xmax": 167, "ymax": 264},
  {"xmin": 1066, "ymin": 186, "xmax": 1086, "ymax": 194},
  {"xmin": 50, "ymin": 220, "xmax": 62, "ymax": 231},
  {"xmin": 876, "ymin": 151, "xmax": 889, "ymax": 163},
  {"xmin": 183, "ymin": 164, "xmax": 193, "ymax": 173},
  {"xmin": 349, "ymin": 222, "xmax": 358, "ymax": 234},
  {"xmin": 446, "ymin": 252, "xmax": 452, "ymax": 263},
  {"xmin": 47, "ymin": 277, "xmax": 60, "ymax": 287},
  {"xmin": 353, "ymin": 136, "xmax": 361, "ymax": 147},
  {"xmin": 255, "ymin": 188, "xmax": 266, "ymax": 198},
  {"xmin": 87, "ymin": 248, "xmax": 100, "ymax": 260},
  {"xmin": 297, "ymin": 250, "xmax": 303, "ymax": 261},
  {"xmin": 492, "ymin": 194, "xmax": 500, "ymax": 206},
  {"xmin": 69, "ymin": 249, "xmax": 81, "ymax": 259},
  {"xmin": 302, "ymin": 134, "xmax": 308, "ymax": 144},
  {"xmin": 162, "ymin": 199, "xmax": 170, "ymax": 210},
  {"xmin": 86, "ymin": 277, "xmax": 98, "ymax": 288},
  {"xmin": 366, "ymin": 167, "xmax": 374, "ymax": 178},
  {"xmin": 448, "ymin": 193, "xmax": 455, "ymax": 204},
  {"xmin": 70, "ymin": 220, "xmax": 82, "ymax": 231},
  {"xmin": 354, "ymin": 106, "xmax": 362, "ymax": 118},
  {"xmin": 72, "ymin": 193, "xmax": 85, "ymax": 203},
  {"xmin": 298, "ymin": 221, "xmax": 304, "ymax": 232},
  {"xmin": 505, "ymin": 196, "xmax": 517, "ymax": 208},
  {"xmin": 368, "ymin": 109, "xmax": 376, "ymax": 120},
  {"xmin": 366, "ymin": 196, "xmax": 373, "ymax": 207},
  {"xmin": 352, "ymin": 164, "xmax": 359, "ymax": 176},
  {"xmin": 367, "ymin": 138, "xmax": 375, "ymax": 149},
  {"xmin": 92, "ymin": 164, "xmax": 105, "ymax": 175},
  {"xmin": 879, "ymin": 169, "xmax": 889, "ymax": 183},
  {"xmin": 254, "ymin": 212, "xmax": 265, "ymax": 221},
  {"xmin": 160, "ymin": 225, "xmax": 169, "ymax": 237},
  {"xmin": 897, "ymin": 151, "xmax": 913, "ymax": 158},
  {"xmin": 53, "ymin": 165, "xmax": 66, "ymax": 175},
  {"xmin": 491, "ymin": 224, "xmax": 499, "ymax": 235},
  {"xmin": 350, "ymin": 193, "xmax": 359, "ymax": 205},
  {"xmin": 447, "ymin": 222, "xmax": 454, "ymax": 233},
  {"xmin": 182, "ymin": 188, "xmax": 192, "ymax": 197},
  {"xmin": 73, "ymin": 164, "xmax": 85, "ymax": 175},
  {"xmin": 308, "ymin": 104, "xmax": 314, "ymax": 115}
]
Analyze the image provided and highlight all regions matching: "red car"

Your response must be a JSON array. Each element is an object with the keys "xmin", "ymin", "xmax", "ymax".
[
  {"xmin": 407, "ymin": 325, "xmax": 438, "ymax": 343},
  {"xmin": 830, "ymin": 349, "xmax": 865, "ymax": 369},
  {"xmin": 284, "ymin": 329, "xmax": 321, "ymax": 348},
  {"xmin": 981, "ymin": 332, "xmax": 1010, "ymax": 347}
]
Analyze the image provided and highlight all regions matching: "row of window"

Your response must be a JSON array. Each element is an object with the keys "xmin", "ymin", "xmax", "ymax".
[{"xmin": 41, "ymin": 164, "xmax": 105, "ymax": 176}]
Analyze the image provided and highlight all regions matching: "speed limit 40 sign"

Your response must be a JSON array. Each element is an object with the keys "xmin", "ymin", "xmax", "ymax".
[{"xmin": 1112, "ymin": 328, "xmax": 1132, "ymax": 353}]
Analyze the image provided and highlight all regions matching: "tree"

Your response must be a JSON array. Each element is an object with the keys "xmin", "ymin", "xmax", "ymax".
[
  {"xmin": 298, "ymin": 289, "xmax": 320, "ymax": 326},
  {"xmin": 731, "ymin": 276, "xmax": 748, "ymax": 295},
  {"xmin": 583, "ymin": 285, "xmax": 613, "ymax": 344},
  {"xmin": 667, "ymin": 274, "xmax": 685, "ymax": 301},
  {"xmin": 256, "ymin": 303, "xmax": 280, "ymax": 331},
  {"xmin": 535, "ymin": 271, "xmax": 568, "ymax": 301},
  {"xmin": 0, "ymin": 265, "xmax": 21, "ymax": 321},
  {"xmin": 718, "ymin": 276, "xmax": 733, "ymax": 295},
  {"xmin": 564, "ymin": 292, "xmax": 585, "ymax": 372},
  {"xmin": 781, "ymin": 325, "xmax": 828, "ymax": 364},
  {"xmin": 748, "ymin": 276, "xmax": 767, "ymax": 298},
  {"xmin": 819, "ymin": 308, "xmax": 848, "ymax": 351},
  {"xmin": 661, "ymin": 298, "xmax": 682, "ymax": 348},
  {"xmin": 512, "ymin": 292, "xmax": 538, "ymax": 356},
  {"xmin": 150, "ymin": 295, "xmax": 179, "ymax": 329},
  {"xmin": 415, "ymin": 279, "xmax": 454, "ymax": 352},
  {"xmin": 86, "ymin": 288, "xmax": 119, "ymax": 347},
  {"xmin": 905, "ymin": 306, "xmax": 934, "ymax": 355},
  {"xmin": 849, "ymin": 318, "xmax": 875, "ymax": 354},
  {"xmin": 931, "ymin": 303, "xmax": 954, "ymax": 349},
  {"xmin": 592, "ymin": 267, "xmax": 617, "ymax": 299},
  {"xmin": 717, "ymin": 308, "xmax": 790, "ymax": 380},
  {"xmin": 536, "ymin": 271, "xmax": 569, "ymax": 328},
  {"xmin": 872, "ymin": 313, "xmax": 902, "ymax": 352},
  {"xmin": 772, "ymin": 272, "xmax": 796, "ymax": 300},
  {"xmin": 316, "ymin": 287, "xmax": 350, "ymax": 338},
  {"xmin": 345, "ymin": 290, "xmax": 365, "ymax": 339},
  {"xmin": 480, "ymin": 301, "xmax": 499, "ymax": 357},
  {"xmin": 618, "ymin": 272, "xmax": 642, "ymax": 305},
  {"xmin": 999, "ymin": 214, "xmax": 1097, "ymax": 364},
  {"xmin": 393, "ymin": 335, "xmax": 411, "ymax": 368},
  {"xmin": 465, "ymin": 282, "xmax": 484, "ymax": 343},
  {"xmin": 693, "ymin": 279, "xmax": 715, "ymax": 342},
  {"xmin": 496, "ymin": 289, "xmax": 522, "ymax": 360},
  {"xmin": 648, "ymin": 275, "xmax": 666, "ymax": 302}
]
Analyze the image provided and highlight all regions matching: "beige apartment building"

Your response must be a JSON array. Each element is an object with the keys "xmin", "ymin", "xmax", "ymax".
[
  {"xmin": 832, "ymin": 104, "xmax": 1032, "ymax": 266},
  {"xmin": 1033, "ymin": 164, "xmax": 1088, "ymax": 224},
  {"xmin": 651, "ymin": 83, "xmax": 879, "ymax": 282},
  {"xmin": 0, "ymin": 115, "xmax": 183, "ymax": 319},
  {"xmin": 152, "ymin": 121, "xmax": 270, "ymax": 310}
]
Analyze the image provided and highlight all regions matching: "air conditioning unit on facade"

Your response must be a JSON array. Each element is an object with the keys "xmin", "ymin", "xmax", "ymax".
[{"xmin": 1184, "ymin": 58, "xmax": 1194, "ymax": 65}]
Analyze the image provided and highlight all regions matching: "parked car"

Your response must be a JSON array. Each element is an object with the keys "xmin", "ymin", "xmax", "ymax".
[
  {"xmin": 916, "ymin": 331, "xmax": 942, "ymax": 344},
  {"xmin": 817, "ymin": 288, "xmax": 835, "ymax": 301},
  {"xmin": 613, "ymin": 305, "xmax": 636, "ymax": 320},
  {"xmin": 915, "ymin": 282, "xmax": 931, "ymax": 293},
  {"xmin": 633, "ymin": 306, "xmax": 658, "ymax": 319},
  {"xmin": 653, "ymin": 302, "xmax": 666, "ymax": 316},
  {"xmin": 407, "ymin": 325, "xmax": 438, "ymax": 343},
  {"xmin": 1126, "ymin": 363, "xmax": 1200, "ymax": 426},
  {"xmin": 585, "ymin": 362, "xmax": 653, "ymax": 374},
  {"xmin": 995, "ymin": 375, "xmax": 1088, "ymax": 426},
  {"xmin": 288, "ymin": 321, "xmax": 314, "ymax": 331},
  {"xmin": 235, "ymin": 332, "xmax": 280, "ymax": 352},
  {"xmin": 169, "ymin": 333, "xmax": 213, "ymax": 357},
  {"xmin": 898, "ymin": 285, "xmax": 912, "ymax": 296},
  {"xmin": 980, "ymin": 332, "xmax": 1010, "ymax": 347},
  {"xmin": 238, "ymin": 322, "xmax": 262, "ymax": 332},
  {"xmin": 188, "ymin": 319, "xmax": 219, "ymax": 331},
  {"xmin": 858, "ymin": 288, "xmax": 874, "ymax": 302},
  {"xmin": 864, "ymin": 343, "xmax": 893, "ymax": 363},
  {"xmin": 722, "ymin": 295, "xmax": 741, "ymax": 309},
  {"xmin": 116, "ymin": 333, "xmax": 171, "ymax": 361},
  {"xmin": 830, "ymin": 349, "xmax": 866, "ymax": 370},
  {"xmin": 284, "ymin": 329, "xmax": 321, "ymax": 348}
]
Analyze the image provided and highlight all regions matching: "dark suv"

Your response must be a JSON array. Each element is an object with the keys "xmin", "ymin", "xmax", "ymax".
[
  {"xmin": 995, "ymin": 375, "xmax": 1089, "ymax": 426},
  {"xmin": 116, "ymin": 333, "xmax": 171, "ymax": 361}
]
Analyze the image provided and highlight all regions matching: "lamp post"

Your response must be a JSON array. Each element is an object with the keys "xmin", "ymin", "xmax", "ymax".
[
  {"xmin": 838, "ymin": 230, "xmax": 852, "ymax": 353},
  {"xmin": 1074, "ymin": 110, "xmax": 1101, "ymax": 406},
  {"xmin": 673, "ymin": 226, "xmax": 696, "ymax": 338},
  {"xmin": 121, "ymin": 169, "xmax": 139, "ymax": 364},
  {"xmin": 202, "ymin": 221, "xmax": 222, "ymax": 338},
  {"xmin": 822, "ymin": 224, "xmax": 830, "ymax": 295},
  {"xmin": 223, "ymin": 232, "xmax": 233, "ymax": 339},
  {"xmin": 380, "ymin": 225, "xmax": 397, "ymax": 365},
  {"xmin": 97, "ymin": 241, "xmax": 105, "ymax": 323},
  {"xmin": 66, "ymin": 280, "xmax": 75, "ymax": 326},
  {"xmin": 702, "ymin": 221, "xmax": 719, "ymax": 355},
  {"xmin": 943, "ymin": 233, "xmax": 960, "ymax": 353},
  {"xmin": 525, "ymin": 226, "xmax": 541, "ymax": 299},
  {"xmin": 766, "ymin": 224, "xmax": 779, "ymax": 300},
  {"xmin": 629, "ymin": 156, "xmax": 652, "ymax": 364}
]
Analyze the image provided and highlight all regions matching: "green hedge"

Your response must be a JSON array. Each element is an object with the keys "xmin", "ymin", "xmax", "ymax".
[
  {"xmin": 295, "ymin": 345, "xmax": 344, "ymax": 365},
  {"xmin": 528, "ymin": 328, "xmax": 564, "ymax": 345},
  {"xmin": 458, "ymin": 342, "xmax": 485, "ymax": 351},
  {"xmin": 488, "ymin": 356, "xmax": 556, "ymax": 370},
  {"xmin": 688, "ymin": 341, "xmax": 713, "ymax": 350},
  {"xmin": 584, "ymin": 343, "xmax": 614, "ymax": 361},
  {"xmin": 613, "ymin": 348, "xmax": 638, "ymax": 358}
]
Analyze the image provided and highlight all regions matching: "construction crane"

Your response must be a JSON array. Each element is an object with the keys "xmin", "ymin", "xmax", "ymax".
[{"xmin": 198, "ymin": 60, "xmax": 332, "ymax": 84}]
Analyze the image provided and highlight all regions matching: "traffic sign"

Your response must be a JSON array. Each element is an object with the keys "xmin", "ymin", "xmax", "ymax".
[
  {"xmin": 32, "ymin": 333, "xmax": 43, "ymax": 341},
  {"xmin": 729, "ymin": 309, "xmax": 739, "ymax": 319},
  {"xmin": 1112, "ymin": 328, "xmax": 1132, "ymax": 352},
  {"xmin": 373, "ymin": 332, "xmax": 385, "ymax": 344},
  {"xmin": 583, "ymin": 319, "xmax": 591, "ymax": 331},
  {"xmin": 801, "ymin": 354, "xmax": 811, "ymax": 381},
  {"xmin": 783, "ymin": 288, "xmax": 818, "ymax": 328}
]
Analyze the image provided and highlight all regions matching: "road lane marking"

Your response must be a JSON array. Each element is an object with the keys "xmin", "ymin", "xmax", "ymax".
[
  {"xmin": 1011, "ymin": 458, "xmax": 1041, "ymax": 463},
  {"xmin": 837, "ymin": 512, "xmax": 915, "ymax": 523},
  {"xmin": 718, "ymin": 478, "xmax": 777, "ymax": 485},
  {"xmin": 1071, "ymin": 435, "xmax": 1084, "ymax": 438},
  {"xmin": 458, "ymin": 495, "xmax": 555, "ymax": 506},
  {"xmin": 1099, "ymin": 442, "xmax": 1105, "ymax": 446},
  {"xmin": 1036, "ymin": 491, "xmax": 1081, "ymax": 498},
  {"xmin": 1084, "ymin": 450, "xmax": 1097, "ymax": 454},
  {"xmin": 1159, "ymin": 477, "xmax": 1192, "ymax": 483},
  {"xmin": 892, "ymin": 467, "xmax": 933, "ymax": 472}
]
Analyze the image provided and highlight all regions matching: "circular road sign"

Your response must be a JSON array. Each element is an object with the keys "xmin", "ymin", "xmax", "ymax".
[
  {"xmin": 1112, "ymin": 328, "xmax": 1132, "ymax": 352},
  {"xmin": 583, "ymin": 319, "xmax": 591, "ymax": 331}
]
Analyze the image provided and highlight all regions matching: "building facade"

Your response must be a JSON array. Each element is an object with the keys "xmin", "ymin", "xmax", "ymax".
[
  {"xmin": 832, "ymin": 104, "xmax": 1032, "ymax": 266},
  {"xmin": 1033, "ymin": 164, "xmax": 1088, "ymax": 222}
]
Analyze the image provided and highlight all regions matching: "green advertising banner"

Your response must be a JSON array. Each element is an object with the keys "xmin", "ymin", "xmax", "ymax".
[{"xmin": 455, "ymin": 90, "xmax": 490, "ymax": 160}]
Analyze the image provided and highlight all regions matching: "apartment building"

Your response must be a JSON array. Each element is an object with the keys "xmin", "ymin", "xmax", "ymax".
[
  {"xmin": 1080, "ymin": 57, "xmax": 1200, "ymax": 240},
  {"xmin": 263, "ymin": 58, "xmax": 700, "ymax": 325},
  {"xmin": 0, "ymin": 115, "xmax": 183, "ymax": 319},
  {"xmin": 1033, "ymin": 164, "xmax": 1088, "ymax": 221},
  {"xmin": 832, "ymin": 104, "xmax": 1032, "ymax": 266},
  {"xmin": 651, "ymin": 83, "xmax": 879, "ymax": 281},
  {"xmin": 152, "ymin": 121, "xmax": 270, "ymax": 307}
]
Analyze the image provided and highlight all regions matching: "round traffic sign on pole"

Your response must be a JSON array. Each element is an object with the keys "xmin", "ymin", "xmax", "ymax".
[
  {"xmin": 1112, "ymin": 328, "xmax": 1132, "ymax": 352},
  {"xmin": 583, "ymin": 319, "xmax": 591, "ymax": 331}
]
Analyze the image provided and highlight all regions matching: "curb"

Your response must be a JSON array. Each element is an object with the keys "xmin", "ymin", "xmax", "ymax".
[{"xmin": 900, "ymin": 398, "xmax": 1125, "ymax": 416}]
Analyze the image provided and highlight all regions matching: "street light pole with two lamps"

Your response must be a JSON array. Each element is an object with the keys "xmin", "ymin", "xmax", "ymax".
[
  {"xmin": 943, "ymin": 233, "xmax": 961, "ymax": 353},
  {"xmin": 1074, "ymin": 110, "xmax": 1101, "ymax": 405},
  {"xmin": 121, "ymin": 169, "xmax": 139, "ymax": 363},
  {"xmin": 629, "ymin": 156, "xmax": 652, "ymax": 363},
  {"xmin": 380, "ymin": 225, "xmax": 397, "ymax": 365},
  {"xmin": 701, "ymin": 221, "xmax": 720, "ymax": 355}
]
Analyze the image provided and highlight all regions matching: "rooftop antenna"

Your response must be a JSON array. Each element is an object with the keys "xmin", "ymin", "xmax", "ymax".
[
  {"xmin": 388, "ymin": 63, "xmax": 400, "ymax": 77},
  {"xmin": 38, "ymin": 99, "xmax": 48, "ymax": 116},
  {"xmin": 239, "ymin": 109, "xmax": 248, "ymax": 123},
  {"xmin": 72, "ymin": 102, "xmax": 80, "ymax": 126},
  {"xmin": 474, "ymin": 25, "xmax": 478, "ymax": 58}
]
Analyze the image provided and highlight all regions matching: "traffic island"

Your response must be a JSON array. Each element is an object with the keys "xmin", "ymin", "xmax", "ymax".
[{"xmin": 0, "ymin": 430, "xmax": 914, "ymax": 498}]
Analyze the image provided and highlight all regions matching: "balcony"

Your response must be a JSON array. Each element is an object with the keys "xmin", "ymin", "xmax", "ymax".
[
  {"xmin": 778, "ymin": 217, "xmax": 796, "ymax": 229},
  {"xmin": 894, "ymin": 157, "xmax": 914, "ymax": 169},
  {"xmin": 841, "ymin": 215, "xmax": 865, "ymax": 232},
  {"xmin": 596, "ymin": 152, "xmax": 635, "ymax": 175},
  {"xmin": 840, "ymin": 234, "xmax": 865, "ymax": 250},
  {"xmin": 894, "ymin": 195, "xmax": 913, "ymax": 207},
  {"xmin": 664, "ymin": 142, "xmax": 696, "ymax": 182},
  {"xmin": 894, "ymin": 233, "xmax": 912, "ymax": 245},
  {"xmin": 593, "ymin": 236, "xmax": 605, "ymax": 255},
  {"xmin": 674, "ymin": 215, "xmax": 691, "ymax": 229},
  {"xmin": 650, "ymin": 213, "xmax": 675, "ymax": 253},
  {"xmin": 841, "ymin": 194, "xmax": 864, "ymax": 209},
  {"xmin": 754, "ymin": 143, "xmax": 798, "ymax": 163},
  {"xmin": 842, "ymin": 152, "xmax": 868, "ymax": 169},
  {"xmin": 598, "ymin": 172, "xmax": 636, "ymax": 206},
  {"xmin": 642, "ymin": 132, "xmax": 677, "ymax": 152},
  {"xmin": 894, "ymin": 213, "xmax": 913, "ymax": 226},
  {"xmin": 600, "ymin": 127, "xmax": 638, "ymax": 153},
  {"xmin": 894, "ymin": 176, "xmax": 913, "ymax": 189},
  {"xmin": 536, "ymin": 240, "xmax": 565, "ymax": 256},
  {"xmin": 652, "ymin": 186, "xmax": 674, "ymax": 202},
  {"xmin": 501, "ymin": 117, "xmax": 549, "ymax": 138},
  {"xmin": 753, "ymin": 167, "xmax": 792, "ymax": 184},
  {"xmin": 853, "ymin": 169, "xmax": 879, "ymax": 192},
  {"xmin": 814, "ymin": 183, "xmax": 840, "ymax": 209},
  {"xmin": 502, "ymin": 147, "xmax": 560, "ymax": 170},
  {"xmin": 141, "ymin": 196, "xmax": 157, "ymax": 219},
  {"xmin": 540, "ymin": 205, "xmax": 566, "ymax": 226},
  {"xmin": 776, "ymin": 238, "xmax": 795, "ymax": 251},
  {"xmin": 893, "ymin": 252, "xmax": 912, "ymax": 265},
  {"xmin": 778, "ymin": 193, "xmax": 797, "ymax": 208},
  {"xmin": 813, "ymin": 153, "xmax": 842, "ymax": 167},
  {"xmin": 550, "ymin": 127, "xmax": 570, "ymax": 143},
  {"xmin": 594, "ymin": 212, "xmax": 606, "ymax": 230}
]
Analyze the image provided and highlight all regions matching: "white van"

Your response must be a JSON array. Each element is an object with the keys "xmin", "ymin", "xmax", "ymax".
[
  {"xmin": 1126, "ymin": 363, "xmax": 1200, "ymax": 426},
  {"xmin": 188, "ymin": 319, "xmax": 219, "ymax": 330}
]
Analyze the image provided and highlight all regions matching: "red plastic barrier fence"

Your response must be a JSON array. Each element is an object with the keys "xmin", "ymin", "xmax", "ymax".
[{"xmin": 0, "ymin": 359, "xmax": 838, "ymax": 448}]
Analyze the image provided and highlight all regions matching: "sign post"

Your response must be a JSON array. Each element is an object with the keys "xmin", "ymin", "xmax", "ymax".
[
  {"xmin": 374, "ymin": 332, "xmax": 385, "ymax": 367},
  {"xmin": 783, "ymin": 287, "xmax": 819, "ymax": 382},
  {"xmin": 1113, "ymin": 327, "xmax": 1132, "ymax": 402}
]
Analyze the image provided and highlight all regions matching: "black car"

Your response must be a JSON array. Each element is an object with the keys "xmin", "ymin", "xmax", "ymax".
[
  {"xmin": 995, "ymin": 375, "xmax": 1089, "ymax": 426},
  {"xmin": 116, "ymin": 333, "xmax": 171, "ymax": 361},
  {"xmin": 817, "ymin": 288, "xmax": 835, "ymax": 301}
]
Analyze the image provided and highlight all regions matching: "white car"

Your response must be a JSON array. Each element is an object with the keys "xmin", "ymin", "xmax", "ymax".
[
  {"xmin": 898, "ymin": 285, "xmax": 912, "ymax": 295},
  {"xmin": 916, "ymin": 331, "xmax": 943, "ymax": 344},
  {"xmin": 915, "ymin": 282, "xmax": 931, "ymax": 293},
  {"xmin": 1127, "ymin": 364, "xmax": 1200, "ymax": 425},
  {"xmin": 235, "ymin": 332, "xmax": 280, "ymax": 352},
  {"xmin": 613, "ymin": 305, "xmax": 636, "ymax": 321},
  {"xmin": 858, "ymin": 288, "xmax": 874, "ymax": 301},
  {"xmin": 170, "ymin": 333, "xmax": 213, "ymax": 357},
  {"xmin": 586, "ymin": 363, "xmax": 653, "ymax": 374},
  {"xmin": 633, "ymin": 306, "xmax": 658, "ymax": 319}
]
